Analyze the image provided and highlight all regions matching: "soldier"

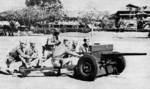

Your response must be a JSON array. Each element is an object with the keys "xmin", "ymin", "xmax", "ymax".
[
  {"xmin": 70, "ymin": 40, "xmax": 78, "ymax": 52},
  {"xmin": 63, "ymin": 40, "xmax": 78, "ymax": 58},
  {"xmin": 5, "ymin": 40, "xmax": 34, "ymax": 74},
  {"xmin": 42, "ymin": 34, "xmax": 61, "ymax": 57},
  {"xmin": 25, "ymin": 41, "xmax": 40, "ymax": 68},
  {"xmin": 79, "ymin": 37, "xmax": 90, "ymax": 54},
  {"xmin": 51, "ymin": 39, "xmax": 81, "ymax": 68}
]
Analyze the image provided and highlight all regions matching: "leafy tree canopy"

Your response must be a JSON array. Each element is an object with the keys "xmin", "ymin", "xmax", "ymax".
[{"xmin": 25, "ymin": 0, "xmax": 63, "ymax": 10}]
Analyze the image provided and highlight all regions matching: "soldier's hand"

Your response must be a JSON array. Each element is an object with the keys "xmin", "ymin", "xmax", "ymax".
[
  {"xmin": 31, "ymin": 56, "xmax": 38, "ymax": 59},
  {"xmin": 77, "ymin": 55, "xmax": 82, "ymax": 58},
  {"xmin": 25, "ymin": 63, "xmax": 31, "ymax": 68}
]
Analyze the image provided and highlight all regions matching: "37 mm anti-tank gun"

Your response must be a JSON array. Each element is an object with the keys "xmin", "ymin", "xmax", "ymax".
[
  {"xmin": 75, "ymin": 44, "xmax": 146, "ymax": 81},
  {"xmin": 19, "ymin": 44, "xmax": 146, "ymax": 81}
]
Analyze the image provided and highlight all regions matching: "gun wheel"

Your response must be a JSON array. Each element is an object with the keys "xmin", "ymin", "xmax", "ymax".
[
  {"xmin": 77, "ymin": 55, "xmax": 99, "ymax": 81},
  {"xmin": 113, "ymin": 52, "xmax": 126, "ymax": 74}
]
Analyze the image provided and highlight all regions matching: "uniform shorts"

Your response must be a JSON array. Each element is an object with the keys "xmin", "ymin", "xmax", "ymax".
[
  {"xmin": 51, "ymin": 57, "xmax": 62, "ymax": 68},
  {"xmin": 51, "ymin": 57, "xmax": 79, "ymax": 67},
  {"xmin": 6, "ymin": 55, "xmax": 21, "ymax": 66}
]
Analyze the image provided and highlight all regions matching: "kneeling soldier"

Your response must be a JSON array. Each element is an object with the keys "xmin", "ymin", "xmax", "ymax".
[
  {"xmin": 25, "ymin": 41, "xmax": 40, "ymax": 68},
  {"xmin": 5, "ymin": 40, "xmax": 35, "ymax": 74}
]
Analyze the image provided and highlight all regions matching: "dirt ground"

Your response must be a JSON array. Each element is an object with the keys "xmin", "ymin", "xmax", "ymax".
[{"xmin": 0, "ymin": 32, "xmax": 150, "ymax": 89}]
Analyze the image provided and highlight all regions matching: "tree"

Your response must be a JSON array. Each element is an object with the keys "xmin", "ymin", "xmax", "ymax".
[
  {"xmin": 25, "ymin": 0, "xmax": 63, "ymax": 11},
  {"xmin": 82, "ymin": 11, "xmax": 95, "ymax": 24},
  {"xmin": 2, "ymin": 0, "xmax": 64, "ymax": 30},
  {"xmin": 146, "ymin": 21, "xmax": 150, "ymax": 37},
  {"xmin": 96, "ymin": 11, "xmax": 110, "ymax": 29},
  {"xmin": 0, "ymin": 10, "xmax": 17, "ymax": 35},
  {"xmin": 7, "ymin": 7, "xmax": 52, "ymax": 30},
  {"xmin": 82, "ymin": 5, "xmax": 111, "ymax": 30},
  {"xmin": 25, "ymin": 0, "xmax": 64, "ymax": 27}
]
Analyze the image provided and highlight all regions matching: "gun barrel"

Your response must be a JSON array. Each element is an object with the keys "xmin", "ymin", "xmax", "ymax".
[{"xmin": 102, "ymin": 53, "xmax": 147, "ymax": 56}]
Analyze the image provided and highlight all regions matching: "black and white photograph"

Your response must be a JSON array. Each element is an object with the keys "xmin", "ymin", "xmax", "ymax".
[{"xmin": 0, "ymin": 0, "xmax": 149, "ymax": 89}]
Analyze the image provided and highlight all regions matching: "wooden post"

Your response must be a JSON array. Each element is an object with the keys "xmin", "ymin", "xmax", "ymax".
[{"xmin": 90, "ymin": 23, "xmax": 94, "ymax": 45}]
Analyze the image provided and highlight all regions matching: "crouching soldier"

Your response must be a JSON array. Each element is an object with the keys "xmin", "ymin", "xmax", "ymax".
[
  {"xmin": 25, "ymin": 41, "xmax": 40, "ymax": 68},
  {"xmin": 5, "ymin": 40, "xmax": 34, "ymax": 74},
  {"xmin": 52, "ymin": 39, "xmax": 81, "ymax": 69}
]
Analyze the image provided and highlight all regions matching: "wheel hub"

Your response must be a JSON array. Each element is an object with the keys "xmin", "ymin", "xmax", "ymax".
[{"xmin": 82, "ymin": 62, "xmax": 92, "ymax": 73}]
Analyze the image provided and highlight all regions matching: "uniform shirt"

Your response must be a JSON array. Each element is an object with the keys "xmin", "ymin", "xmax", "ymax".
[
  {"xmin": 25, "ymin": 46, "xmax": 38, "ymax": 57},
  {"xmin": 70, "ymin": 44, "xmax": 77, "ymax": 52},
  {"xmin": 52, "ymin": 44, "xmax": 69, "ymax": 58},
  {"xmin": 79, "ymin": 44, "xmax": 90, "ymax": 53},
  {"xmin": 46, "ymin": 38, "xmax": 61, "ymax": 46},
  {"xmin": 9, "ymin": 45, "xmax": 28, "ymax": 58}
]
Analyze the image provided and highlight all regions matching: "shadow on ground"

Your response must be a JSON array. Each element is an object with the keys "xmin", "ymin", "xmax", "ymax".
[{"xmin": 133, "ymin": 37, "xmax": 150, "ymax": 39}]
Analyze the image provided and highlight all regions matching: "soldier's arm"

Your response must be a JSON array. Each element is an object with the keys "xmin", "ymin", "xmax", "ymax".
[
  {"xmin": 26, "ymin": 48, "xmax": 38, "ymax": 58},
  {"xmin": 17, "ymin": 49, "xmax": 31, "ymax": 67},
  {"xmin": 45, "ymin": 38, "xmax": 49, "ymax": 45},
  {"xmin": 25, "ymin": 48, "xmax": 30, "ymax": 56},
  {"xmin": 79, "ymin": 46, "xmax": 84, "ymax": 53},
  {"xmin": 17, "ymin": 49, "xmax": 31, "ymax": 59},
  {"xmin": 65, "ymin": 48, "xmax": 81, "ymax": 58},
  {"xmin": 33, "ymin": 49, "xmax": 38, "ymax": 58},
  {"xmin": 47, "ymin": 38, "xmax": 56, "ymax": 45},
  {"xmin": 55, "ymin": 40, "xmax": 61, "ymax": 46}
]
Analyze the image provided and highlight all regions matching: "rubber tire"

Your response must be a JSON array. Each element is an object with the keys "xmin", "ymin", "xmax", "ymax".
[
  {"xmin": 77, "ymin": 54, "xmax": 99, "ymax": 81},
  {"xmin": 113, "ymin": 52, "xmax": 126, "ymax": 74},
  {"xmin": 73, "ymin": 66, "xmax": 79, "ymax": 78}
]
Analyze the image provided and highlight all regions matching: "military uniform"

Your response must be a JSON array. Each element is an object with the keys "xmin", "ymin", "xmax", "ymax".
[
  {"xmin": 5, "ymin": 45, "xmax": 30, "ymax": 73},
  {"xmin": 6, "ymin": 45, "xmax": 29, "ymax": 68},
  {"xmin": 79, "ymin": 44, "xmax": 90, "ymax": 54},
  {"xmin": 25, "ymin": 46, "xmax": 39, "ymax": 67},
  {"xmin": 52, "ymin": 44, "xmax": 79, "ymax": 67},
  {"xmin": 70, "ymin": 40, "xmax": 78, "ymax": 52},
  {"xmin": 42, "ymin": 37, "xmax": 61, "ymax": 56}
]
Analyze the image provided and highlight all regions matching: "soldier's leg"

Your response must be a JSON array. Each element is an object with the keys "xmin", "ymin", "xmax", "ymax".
[
  {"xmin": 0, "ymin": 56, "xmax": 12, "ymax": 74},
  {"xmin": 62, "ymin": 57, "xmax": 79, "ymax": 66},
  {"xmin": 52, "ymin": 60, "xmax": 62, "ymax": 68},
  {"xmin": 6, "ymin": 55, "xmax": 14, "ymax": 68},
  {"xmin": 5, "ymin": 55, "xmax": 17, "ymax": 74},
  {"xmin": 39, "ymin": 51, "xmax": 53, "ymax": 67},
  {"xmin": 51, "ymin": 57, "xmax": 63, "ymax": 68},
  {"xmin": 46, "ymin": 50, "xmax": 52, "ymax": 60},
  {"xmin": 42, "ymin": 46, "xmax": 46, "ymax": 56},
  {"xmin": 51, "ymin": 59, "xmax": 63, "ymax": 76},
  {"xmin": 19, "ymin": 56, "xmax": 32, "ymax": 68},
  {"xmin": 29, "ymin": 58, "xmax": 41, "ymax": 67}
]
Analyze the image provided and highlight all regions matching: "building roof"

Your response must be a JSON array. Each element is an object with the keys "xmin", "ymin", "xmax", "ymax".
[
  {"xmin": 118, "ymin": 4, "xmax": 150, "ymax": 12},
  {"xmin": 144, "ymin": 7, "xmax": 150, "ymax": 11},
  {"xmin": 126, "ymin": 4, "xmax": 140, "ymax": 9},
  {"xmin": 64, "ymin": 10, "xmax": 86, "ymax": 18}
]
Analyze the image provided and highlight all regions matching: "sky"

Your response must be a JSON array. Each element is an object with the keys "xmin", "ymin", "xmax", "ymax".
[{"xmin": 0, "ymin": 0, "xmax": 150, "ymax": 13}]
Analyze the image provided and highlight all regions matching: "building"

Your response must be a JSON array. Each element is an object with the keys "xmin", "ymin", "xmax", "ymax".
[
  {"xmin": 116, "ymin": 4, "xmax": 150, "ymax": 20},
  {"xmin": 115, "ymin": 4, "xmax": 150, "ymax": 31}
]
